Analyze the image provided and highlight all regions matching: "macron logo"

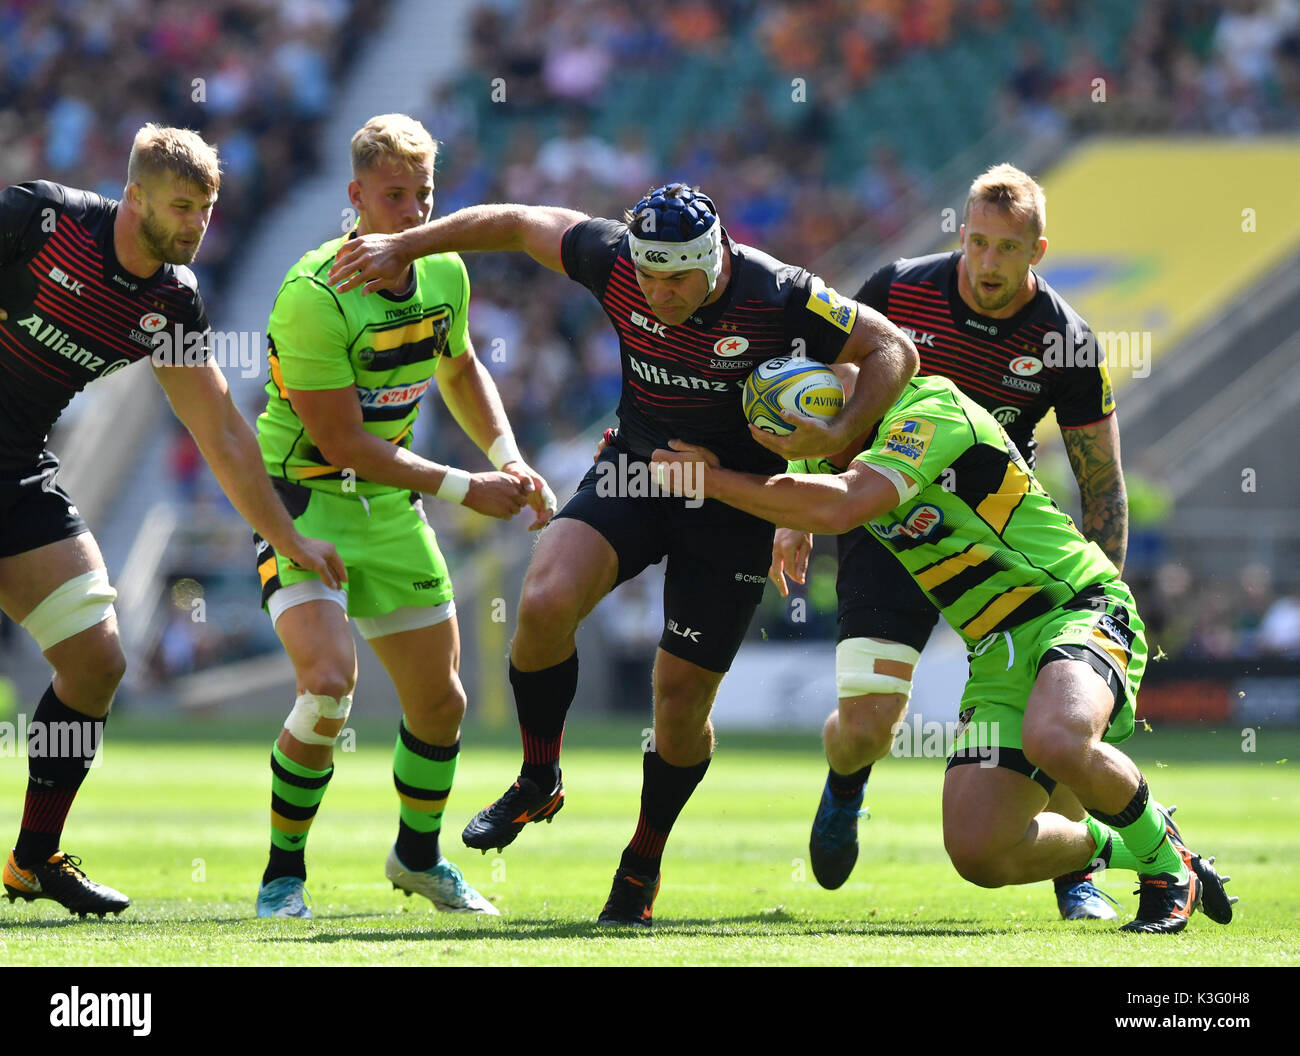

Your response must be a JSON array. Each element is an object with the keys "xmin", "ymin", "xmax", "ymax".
[{"xmin": 50, "ymin": 987, "xmax": 151, "ymax": 1036}]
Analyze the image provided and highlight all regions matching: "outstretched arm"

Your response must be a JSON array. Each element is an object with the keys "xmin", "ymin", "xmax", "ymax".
[
  {"xmin": 329, "ymin": 205, "xmax": 589, "ymax": 293},
  {"xmin": 652, "ymin": 441, "xmax": 906, "ymax": 537},
  {"xmin": 151, "ymin": 358, "xmax": 346, "ymax": 588},
  {"xmin": 436, "ymin": 336, "xmax": 556, "ymax": 529}
]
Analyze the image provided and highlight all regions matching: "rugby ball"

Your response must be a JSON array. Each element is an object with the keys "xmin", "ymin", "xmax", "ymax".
[{"xmin": 742, "ymin": 357, "xmax": 845, "ymax": 435}]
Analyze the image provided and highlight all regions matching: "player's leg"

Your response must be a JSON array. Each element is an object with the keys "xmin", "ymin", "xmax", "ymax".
[
  {"xmin": 0, "ymin": 533, "xmax": 130, "ymax": 916},
  {"xmin": 256, "ymin": 591, "xmax": 355, "ymax": 918},
  {"xmin": 947, "ymin": 590, "xmax": 1233, "ymax": 932},
  {"xmin": 1047, "ymin": 780, "xmax": 1119, "ymax": 919},
  {"xmin": 597, "ymin": 494, "xmax": 769, "ymax": 926},
  {"xmin": 810, "ymin": 525, "xmax": 934, "ymax": 888},
  {"xmin": 463, "ymin": 453, "xmax": 655, "ymax": 851},
  {"xmin": 364, "ymin": 608, "xmax": 496, "ymax": 915}
]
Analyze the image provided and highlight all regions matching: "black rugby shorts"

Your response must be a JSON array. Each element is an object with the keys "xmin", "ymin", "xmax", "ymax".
[
  {"xmin": 835, "ymin": 524, "xmax": 940, "ymax": 651},
  {"xmin": 0, "ymin": 451, "xmax": 89, "ymax": 559},
  {"xmin": 554, "ymin": 446, "xmax": 773, "ymax": 673}
]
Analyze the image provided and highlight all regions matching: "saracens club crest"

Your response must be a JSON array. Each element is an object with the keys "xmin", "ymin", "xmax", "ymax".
[{"xmin": 713, "ymin": 336, "xmax": 749, "ymax": 356}]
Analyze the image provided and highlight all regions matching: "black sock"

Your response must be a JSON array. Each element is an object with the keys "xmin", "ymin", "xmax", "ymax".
[
  {"xmin": 15, "ymin": 685, "xmax": 103, "ymax": 868},
  {"xmin": 263, "ymin": 845, "xmax": 306, "ymax": 884},
  {"xmin": 395, "ymin": 819, "xmax": 440, "ymax": 871},
  {"xmin": 619, "ymin": 751, "xmax": 711, "ymax": 876},
  {"xmin": 828, "ymin": 764, "xmax": 872, "ymax": 800},
  {"xmin": 510, "ymin": 653, "xmax": 577, "ymax": 788}
]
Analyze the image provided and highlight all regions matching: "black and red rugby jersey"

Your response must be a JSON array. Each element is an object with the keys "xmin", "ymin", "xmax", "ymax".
[
  {"xmin": 855, "ymin": 251, "xmax": 1112, "ymax": 467},
  {"xmin": 0, "ymin": 180, "xmax": 209, "ymax": 469},
  {"xmin": 562, "ymin": 217, "xmax": 855, "ymax": 474}
]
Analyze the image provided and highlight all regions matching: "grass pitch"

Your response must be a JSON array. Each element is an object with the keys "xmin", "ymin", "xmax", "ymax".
[{"xmin": 0, "ymin": 720, "xmax": 1295, "ymax": 967}]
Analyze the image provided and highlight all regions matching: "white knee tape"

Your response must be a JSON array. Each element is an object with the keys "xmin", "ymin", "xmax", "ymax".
[
  {"xmin": 20, "ymin": 569, "xmax": 118, "ymax": 650},
  {"xmin": 835, "ymin": 638, "xmax": 921, "ymax": 700},
  {"xmin": 284, "ymin": 692, "xmax": 353, "ymax": 746}
]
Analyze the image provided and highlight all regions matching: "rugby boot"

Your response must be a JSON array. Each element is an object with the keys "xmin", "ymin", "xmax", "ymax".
[
  {"xmin": 1055, "ymin": 874, "xmax": 1120, "ymax": 920},
  {"xmin": 256, "ymin": 875, "xmax": 312, "ymax": 919},
  {"xmin": 385, "ymin": 847, "xmax": 499, "ymax": 915},
  {"xmin": 461, "ymin": 773, "xmax": 564, "ymax": 853},
  {"xmin": 596, "ymin": 867, "xmax": 659, "ymax": 928},
  {"xmin": 4, "ymin": 849, "xmax": 130, "ymax": 918},
  {"xmin": 809, "ymin": 777, "xmax": 867, "ymax": 889}
]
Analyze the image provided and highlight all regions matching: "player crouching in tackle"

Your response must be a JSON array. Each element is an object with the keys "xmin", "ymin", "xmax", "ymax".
[
  {"xmin": 651, "ymin": 375, "xmax": 1237, "ymax": 933},
  {"xmin": 251, "ymin": 115, "xmax": 554, "ymax": 918}
]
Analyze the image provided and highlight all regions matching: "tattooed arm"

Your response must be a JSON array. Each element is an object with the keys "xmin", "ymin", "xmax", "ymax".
[{"xmin": 1061, "ymin": 415, "xmax": 1128, "ymax": 574}]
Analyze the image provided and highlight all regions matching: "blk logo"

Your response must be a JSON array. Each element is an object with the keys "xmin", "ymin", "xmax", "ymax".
[{"xmin": 48, "ymin": 267, "xmax": 84, "ymax": 296}]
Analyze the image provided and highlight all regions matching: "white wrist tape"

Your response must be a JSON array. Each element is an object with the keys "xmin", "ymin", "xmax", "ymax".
[
  {"xmin": 488, "ymin": 435, "xmax": 522, "ymax": 470},
  {"xmin": 436, "ymin": 466, "xmax": 471, "ymax": 504}
]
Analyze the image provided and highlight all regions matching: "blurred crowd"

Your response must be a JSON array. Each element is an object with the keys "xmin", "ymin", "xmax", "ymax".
[
  {"xmin": 0, "ymin": 0, "xmax": 389, "ymax": 290},
  {"xmin": 1005, "ymin": 0, "xmax": 1300, "ymax": 135},
  {"xmin": 6, "ymin": 0, "xmax": 1297, "ymax": 681},
  {"xmin": 420, "ymin": 0, "xmax": 1300, "ymax": 479}
]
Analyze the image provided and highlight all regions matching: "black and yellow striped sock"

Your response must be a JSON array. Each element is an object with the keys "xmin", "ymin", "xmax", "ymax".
[
  {"xmin": 393, "ymin": 721, "xmax": 458, "ymax": 872},
  {"xmin": 263, "ymin": 745, "xmax": 333, "ymax": 884}
]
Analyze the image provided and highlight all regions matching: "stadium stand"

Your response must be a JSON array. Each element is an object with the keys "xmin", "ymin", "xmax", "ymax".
[{"xmin": 7, "ymin": 0, "xmax": 1296, "ymax": 728}]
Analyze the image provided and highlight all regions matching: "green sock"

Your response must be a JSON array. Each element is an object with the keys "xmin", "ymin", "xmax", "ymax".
[
  {"xmin": 1088, "ymin": 778, "xmax": 1186, "ymax": 881},
  {"xmin": 265, "ymin": 745, "xmax": 333, "ymax": 881},
  {"xmin": 1085, "ymin": 816, "xmax": 1141, "ymax": 872},
  {"xmin": 393, "ymin": 721, "xmax": 459, "ymax": 871}
]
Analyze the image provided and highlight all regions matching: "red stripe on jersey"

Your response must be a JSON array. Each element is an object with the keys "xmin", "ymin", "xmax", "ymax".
[{"xmin": 0, "ymin": 327, "xmax": 77, "ymax": 386}]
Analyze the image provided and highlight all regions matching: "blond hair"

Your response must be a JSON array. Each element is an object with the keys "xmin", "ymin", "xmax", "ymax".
[
  {"xmin": 963, "ymin": 163, "xmax": 1046, "ymax": 239},
  {"xmin": 126, "ymin": 124, "xmax": 221, "ymax": 194},
  {"xmin": 351, "ymin": 114, "xmax": 438, "ymax": 177}
]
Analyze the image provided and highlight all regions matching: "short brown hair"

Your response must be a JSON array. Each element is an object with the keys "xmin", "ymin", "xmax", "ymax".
[
  {"xmin": 126, "ymin": 124, "xmax": 221, "ymax": 194},
  {"xmin": 350, "ymin": 114, "xmax": 438, "ymax": 177},
  {"xmin": 963, "ymin": 163, "xmax": 1046, "ymax": 240}
]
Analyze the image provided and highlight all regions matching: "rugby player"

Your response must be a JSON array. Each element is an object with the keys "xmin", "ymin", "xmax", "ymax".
[
  {"xmin": 0, "ymin": 125, "xmax": 344, "ymax": 917},
  {"xmin": 252, "ymin": 115, "xmax": 553, "ymax": 919},
  {"xmin": 330, "ymin": 183, "xmax": 917, "ymax": 925},
  {"xmin": 651, "ymin": 374, "xmax": 1235, "ymax": 934},
  {"xmin": 770, "ymin": 164, "xmax": 1129, "ymax": 918}
]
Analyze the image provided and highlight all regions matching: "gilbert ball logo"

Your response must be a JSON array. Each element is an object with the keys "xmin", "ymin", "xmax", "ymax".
[
  {"xmin": 139, "ymin": 312, "xmax": 167, "ymax": 333},
  {"xmin": 713, "ymin": 336, "xmax": 749, "ymax": 357}
]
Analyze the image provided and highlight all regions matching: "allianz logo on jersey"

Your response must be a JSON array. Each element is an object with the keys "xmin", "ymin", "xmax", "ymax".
[
  {"xmin": 357, "ymin": 377, "xmax": 432, "ymax": 409},
  {"xmin": 627, "ymin": 355, "xmax": 733, "ymax": 392},
  {"xmin": 871, "ymin": 503, "xmax": 944, "ymax": 541},
  {"xmin": 12, "ymin": 312, "xmax": 130, "ymax": 376},
  {"xmin": 629, "ymin": 311, "xmax": 667, "ymax": 337}
]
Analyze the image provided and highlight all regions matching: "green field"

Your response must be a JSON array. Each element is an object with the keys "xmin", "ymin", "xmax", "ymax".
[{"xmin": 0, "ymin": 720, "xmax": 1295, "ymax": 967}]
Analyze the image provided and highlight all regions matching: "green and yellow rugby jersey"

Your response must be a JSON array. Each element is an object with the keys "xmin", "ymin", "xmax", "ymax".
[
  {"xmin": 799, "ymin": 375, "xmax": 1118, "ymax": 648},
  {"xmin": 257, "ymin": 232, "xmax": 469, "ymax": 496}
]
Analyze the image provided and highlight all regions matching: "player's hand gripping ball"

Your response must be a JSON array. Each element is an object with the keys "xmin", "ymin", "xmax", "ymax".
[{"xmin": 742, "ymin": 357, "xmax": 845, "ymax": 436}]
